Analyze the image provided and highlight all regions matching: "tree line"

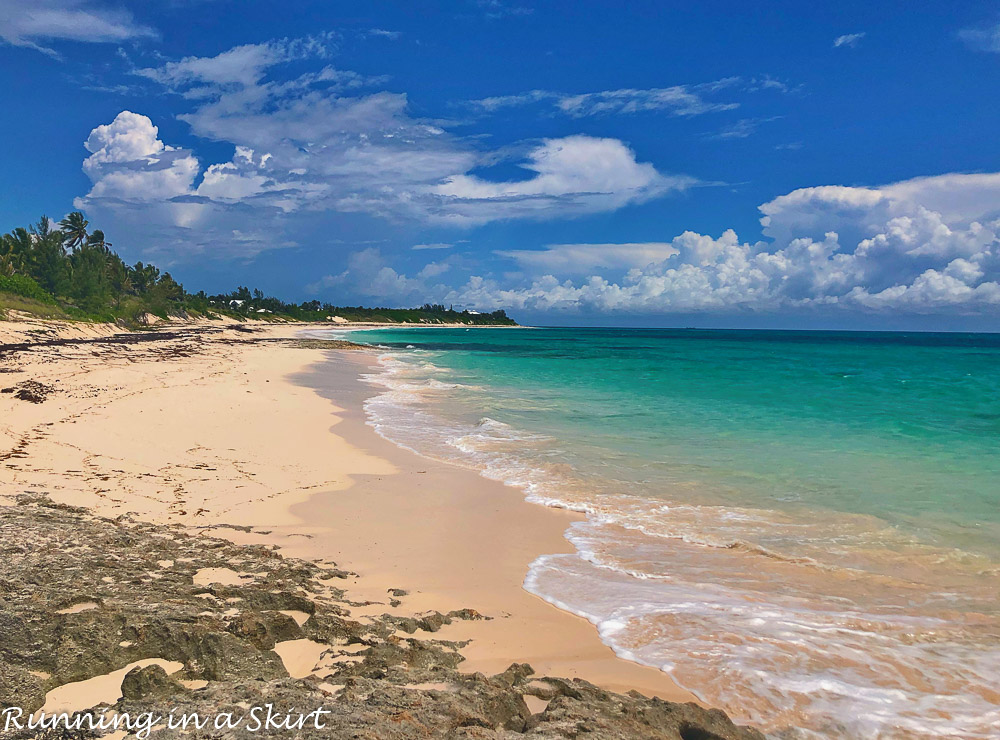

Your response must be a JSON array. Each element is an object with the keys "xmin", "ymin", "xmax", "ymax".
[
  {"xmin": 1, "ymin": 213, "xmax": 183, "ymax": 319},
  {"xmin": 1, "ymin": 213, "xmax": 516, "ymax": 326},
  {"xmin": 211, "ymin": 287, "xmax": 516, "ymax": 325}
]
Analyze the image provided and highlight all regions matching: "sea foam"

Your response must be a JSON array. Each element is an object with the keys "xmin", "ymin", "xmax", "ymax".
[{"xmin": 335, "ymin": 331, "xmax": 1000, "ymax": 739}]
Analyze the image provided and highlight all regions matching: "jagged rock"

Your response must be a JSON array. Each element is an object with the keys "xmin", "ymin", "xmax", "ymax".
[
  {"xmin": 448, "ymin": 607, "xmax": 490, "ymax": 622},
  {"xmin": 0, "ymin": 663, "xmax": 46, "ymax": 713},
  {"xmin": 226, "ymin": 610, "xmax": 303, "ymax": 650},
  {"xmin": 121, "ymin": 664, "xmax": 184, "ymax": 701},
  {"xmin": 521, "ymin": 677, "xmax": 767, "ymax": 739},
  {"xmin": 385, "ymin": 608, "xmax": 491, "ymax": 635},
  {"xmin": 0, "ymin": 497, "xmax": 764, "ymax": 739}
]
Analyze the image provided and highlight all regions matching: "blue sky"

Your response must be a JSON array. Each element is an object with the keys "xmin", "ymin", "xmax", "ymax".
[{"xmin": 2, "ymin": 0, "xmax": 1000, "ymax": 328}]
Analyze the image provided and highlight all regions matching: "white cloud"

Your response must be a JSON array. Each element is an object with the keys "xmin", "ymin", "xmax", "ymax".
[
  {"xmin": 366, "ymin": 28, "xmax": 401, "ymax": 40},
  {"xmin": 554, "ymin": 85, "xmax": 740, "ymax": 117},
  {"xmin": 0, "ymin": 0, "xmax": 153, "ymax": 55},
  {"xmin": 418, "ymin": 260, "xmax": 452, "ymax": 279},
  {"xmin": 412, "ymin": 243, "xmax": 454, "ymax": 250},
  {"xmin": 306, "ymin": 247, "xmax": 446, "ymax": 301},
  {"xmin": 75, "ymin": 111, "xmax": 291, "ymax": 257},
  {"xmin": 475, "ymin": 0, "xmax": 533, "ymax": 19},
  {"xmin": 433, "ymin": 136, "xmax": 693, "ymax": 224},
  {"xmin": 469, "ymin": 77, "xmax": 792, "ymax": 119},
  {"xmin": 138, "ymin": 43, "xmax": 288, "ymax": 90},
  {"xmin": 833, "ymin": 32, "xmax": 866, "ymax": 48},
  {"xmin": 880, "ymin": 172, "xmax": 1000, "ymax": 223},
  {"xmin": 848, "ymin": 268, "xmax": 1000, "ymax": 310},
  {"xmin": 705, "ymin": 116, "xmax": 781, "ymax": 140},
  {"xmin": 959, "ymin": 24, "xmax": 1000, "ymax": 53},
  {"xmin": 79, "ymin": 111, "xmax": 199, "ymax": 204},
  {"xmin": 78, "ymin": 39, "xmax": 695, "ymax": 257},
  {"xmin": 326, "ymin": 172, "xmax": 1000, "ymax": 316},
  {"xmin": 134, "ymin": 35, "xmax": 337, "ymax": 91},
  {"xmin": 470, "ymin": 80, "xmax": 743, "ymax": 117},
  {"xmin": 497, "ymin": 242, "xmax": 678, "ymax": 275}
]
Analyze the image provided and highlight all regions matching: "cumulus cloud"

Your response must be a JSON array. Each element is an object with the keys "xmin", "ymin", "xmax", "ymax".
[
  {"xmin": 77, "ymin": 37, "xmax": 693, "ymax": 258},
  {"xmin": 433, "ymin": 136, "xmax": 692, "ymax": 223},
  {"xmin": 75, "ymin": 111, "xmax": 299, "ymax": 257},
  {"xmin": 77, "ymin": 111, "xmax": 202, "ymax": 224},
  {"xmin": 324, "ymin": 172, "xmax": 1000, "ymax": 316},
  {"xmin": 833, "ymin": 32, "xmax": 865, "ymax": 48},
  {"xmin": 306, "ymin": 247, "xmax": 450, "ymax": 302},
  {"xmin": 0, "ymin": 0, "xmax": 153, "ymax": 55}
]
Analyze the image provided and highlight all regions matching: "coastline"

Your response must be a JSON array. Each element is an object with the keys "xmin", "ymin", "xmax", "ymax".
[
  {"xmin": 333, "ymin": 325, "xmax": 1000, "ymax": 739},
  {"xmin": 288, "ymin": 350, "xmax": 697, "ymax": 701},
  {"xmin": 0, "ymin": 318, "xmax": 711, "ymax": 724}
]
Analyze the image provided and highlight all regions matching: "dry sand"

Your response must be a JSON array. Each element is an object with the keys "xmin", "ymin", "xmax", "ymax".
[{"xmin": 0, "ymin": 317, "xmax": 695, "ymax": 706}]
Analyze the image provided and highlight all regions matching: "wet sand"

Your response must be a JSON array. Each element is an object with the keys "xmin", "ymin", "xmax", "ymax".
[{"xmin": 0, "ymin": 319, "xmax": 694, "ymax": 704}]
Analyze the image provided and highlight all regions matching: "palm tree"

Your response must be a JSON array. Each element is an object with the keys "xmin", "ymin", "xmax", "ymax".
[
  {"xmin": 1, "ymin": 228, "xmax": 33, "ymax": 278},
  {"xmin": 1, "ymin": 232, "xmax": 27, "ymax": 277},
  {"xmin": 31, "ymin": 216, "xmax": 55, "ymax": 238},
  {"xmin": 106, "ymin": 257, "xmax": 132, "ymax": 308},
  {"xmin": 0, "ymin": 239, "xmax": 15, "ymax": 277},
  {"xmin": 87, "ymin": 229, "xmax": 112, "ymax": 252},
  {"xmin": 131, "ymin": 261, "xmax": 160, "ymax": 294},
  {"xmin": 27, "ymin": 218, "xmax": 69, "ymax": 295},
  {"xmin": 59, "ymin": 211, "xmax": 89, "ymax": 251}
]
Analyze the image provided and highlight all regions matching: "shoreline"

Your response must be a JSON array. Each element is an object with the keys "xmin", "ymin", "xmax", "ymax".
[
  {"xmin": 286, "ymin": 349, "xmax": 697, "ymax": 701},
  {"xmin": 0, "ymin": 320, "xmax": 701, "ymax": 714}
]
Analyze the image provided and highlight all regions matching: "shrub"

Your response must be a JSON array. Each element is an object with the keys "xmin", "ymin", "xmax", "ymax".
[{"xmin": 0, "ymin": 274, "xmax": 57, "ymax": 304}]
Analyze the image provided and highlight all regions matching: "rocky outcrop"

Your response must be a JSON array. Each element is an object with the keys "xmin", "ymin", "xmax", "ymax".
[
  {"xmin": 0, "ymin": 496, "xmax": 764, "ymax": 739},
  {"xmin": 121, "ymin": 665, "xmax": 184, "ymax": 701}
]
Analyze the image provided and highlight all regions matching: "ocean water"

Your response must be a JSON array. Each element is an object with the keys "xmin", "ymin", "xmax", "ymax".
[{"xmin": 337, "ymin": 326, "xmax": 1000, "ymax": 738}]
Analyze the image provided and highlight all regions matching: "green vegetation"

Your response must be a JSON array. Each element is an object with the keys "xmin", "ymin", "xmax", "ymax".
[
  {"xmin": 0, "ymin": 274, "xmax": 58, "ymax": 305},
  {"xmin": 1, "ymin": 213, "xmax": 516, "ymax": 327},
  {"xmin": 1, "ymin": 214, "xmax": 183, "ymax": 325},
  {"xmin": 207, "ymin": 287, "xmax": 516, "ymax": 325}
]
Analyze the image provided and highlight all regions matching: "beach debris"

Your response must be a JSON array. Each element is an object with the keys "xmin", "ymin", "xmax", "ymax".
[{"xmin": 0, "ymin": 379, "xmax": 55, "ymax": 403}]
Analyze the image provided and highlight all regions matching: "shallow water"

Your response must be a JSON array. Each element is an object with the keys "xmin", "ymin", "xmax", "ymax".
[{"xmin": 338, "ymin": 327, "xmax": 1000, "ymax": 738}]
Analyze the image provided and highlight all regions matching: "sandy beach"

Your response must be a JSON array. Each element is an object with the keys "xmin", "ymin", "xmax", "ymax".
[{"xmin": 0, "ymin": 318, "xmax": 696, "ymax": 711}]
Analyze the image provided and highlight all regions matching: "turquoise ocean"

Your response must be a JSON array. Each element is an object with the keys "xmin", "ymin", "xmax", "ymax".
[{"xmin": 335, "ymin": 326, "xmax": 1000, "ymax": 738}]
